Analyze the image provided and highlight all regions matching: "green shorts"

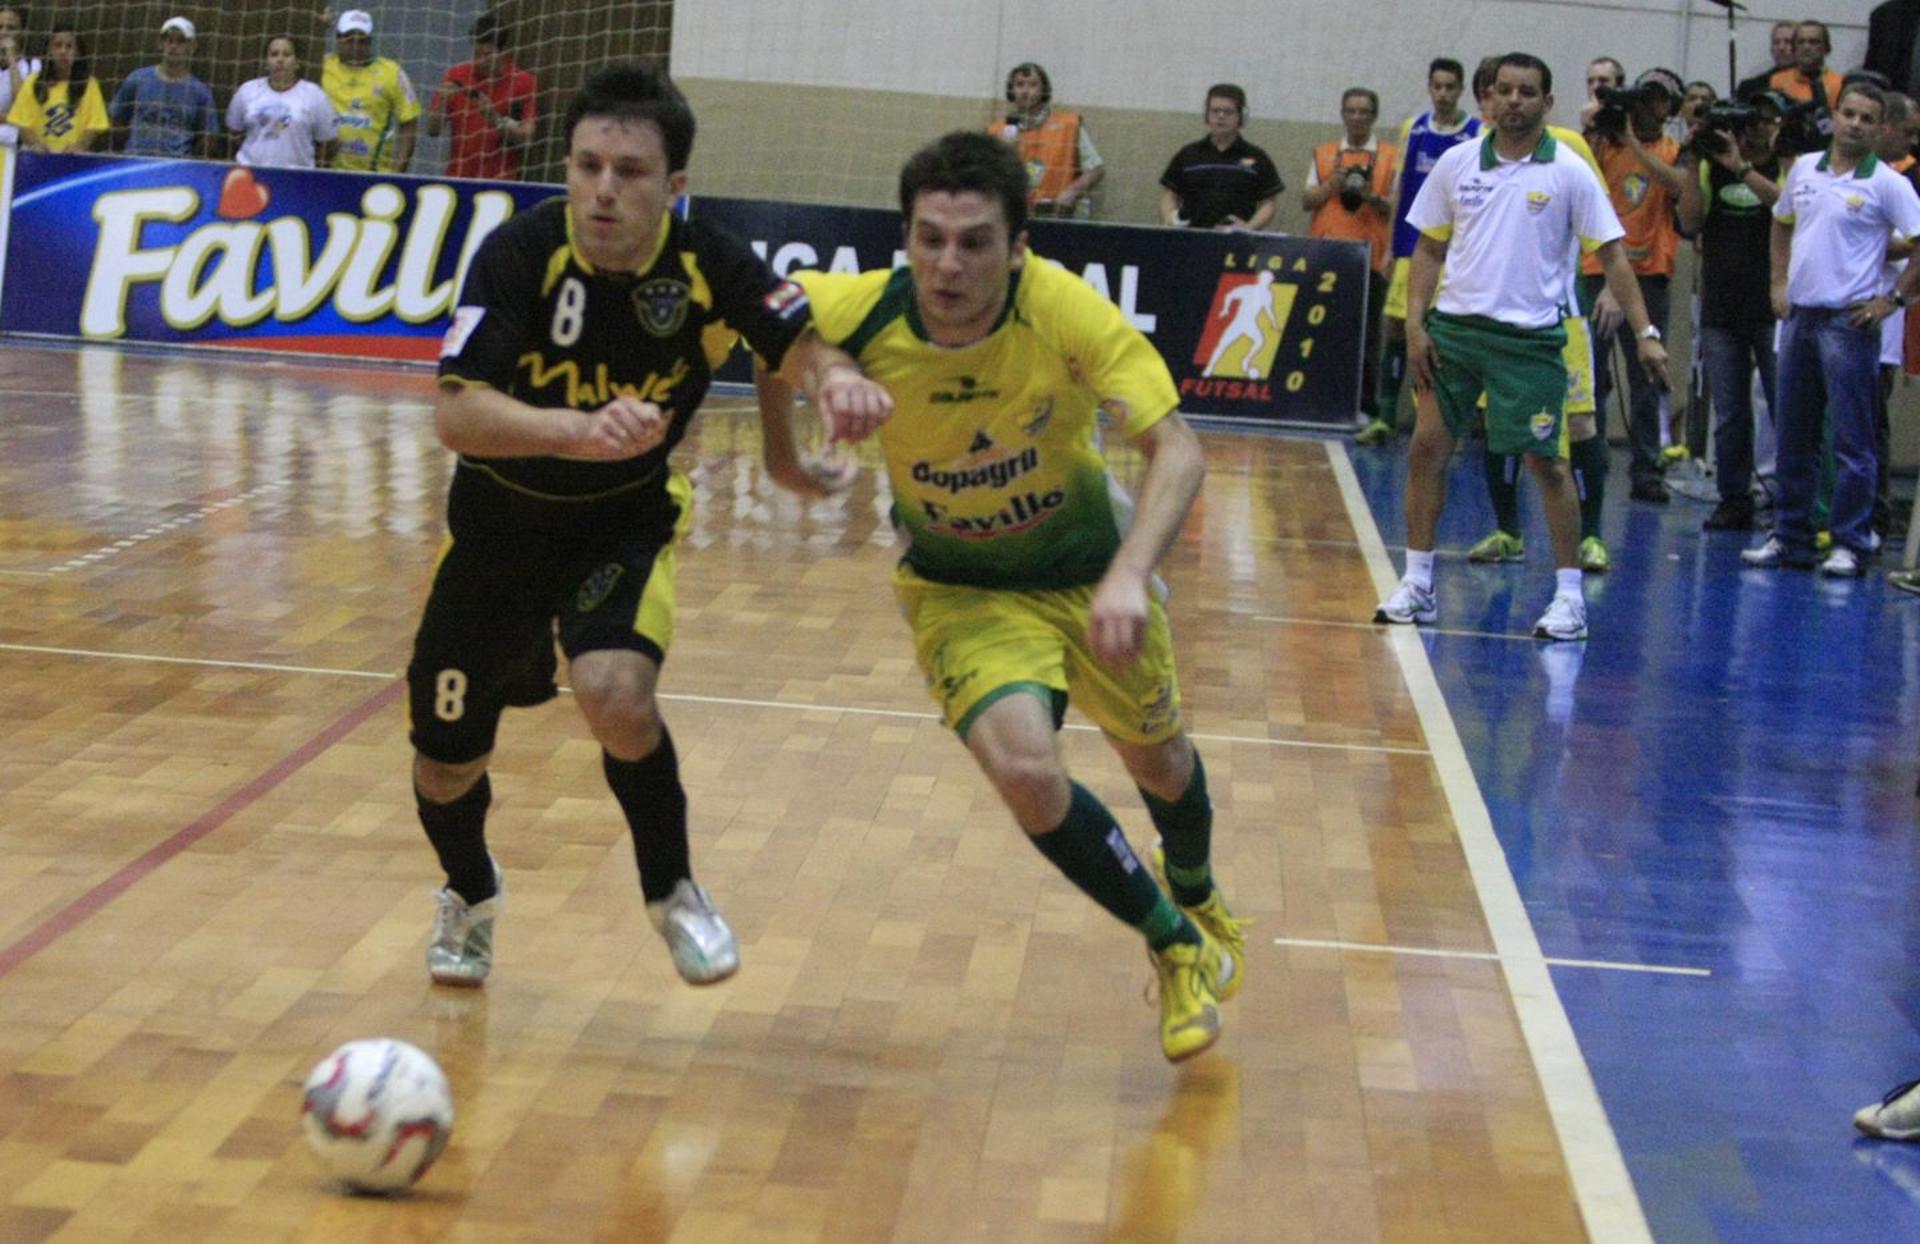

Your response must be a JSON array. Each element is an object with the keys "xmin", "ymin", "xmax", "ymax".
[{"xmin": 1425, "ymin": 311, "xmax": 1570, "ymax": 458}]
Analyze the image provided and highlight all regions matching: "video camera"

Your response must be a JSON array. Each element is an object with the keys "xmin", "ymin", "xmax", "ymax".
[
  {"xmin": 1591, "ymin": 83, "xmax": 1659, "ymax": 135},
  {"xmin": 1689, "ymin": 101, "xmax": 1758, "ymax": 158},
  {"xmin": 1337, "ymin": 158, "xmax": 1376, "ymax": 212}
]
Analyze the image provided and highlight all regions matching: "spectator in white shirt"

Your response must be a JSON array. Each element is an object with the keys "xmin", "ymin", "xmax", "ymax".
[
  {"xmin": 228, "ymin": 35, "xmax": 337, "ymax": 169},
  {"xmin": 0, "ymin": 6, "xmax": 42, "ymax": 148}
]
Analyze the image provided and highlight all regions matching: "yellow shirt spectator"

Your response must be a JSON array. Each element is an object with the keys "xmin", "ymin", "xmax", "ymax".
[
  {"xmin": 322, "ymin": 54, "xmax": 419, "ymax": 172},
  {"xmin": 7, "ymin": 74, "xmax": 108, "ymax": 153}
]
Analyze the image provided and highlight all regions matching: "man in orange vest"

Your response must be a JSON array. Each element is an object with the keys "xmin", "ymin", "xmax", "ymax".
[
  {"xmin": 1582, "ymin": 68, "xmax": 1687, "ymax": 504},
  {"xmin": 992, "ymin": 62, "xmax": 1104, "ymax": 219},
  {"xmin": 1304, "ymin": 87, "xmax": 1399, "ymax": 423},
  {"xmin": 1772, "ymin": 20, "xmax": 1846, "ymax": 153}
]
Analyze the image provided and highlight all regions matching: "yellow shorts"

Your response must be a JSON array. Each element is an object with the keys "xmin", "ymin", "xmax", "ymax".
[
  {"xmin": 1384, "ymin": 258, "xmax": 1411, "ymax": 321},
  {"xmin": 1560, "ymin": 314, "xmax": 1596, "ymax": 416},
  {"xmin": 893, "ymin": 565, "xmax": 1183, "ymax": 744}
]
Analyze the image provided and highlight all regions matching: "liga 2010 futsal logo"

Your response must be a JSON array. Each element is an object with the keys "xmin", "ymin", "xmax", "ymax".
[{"xmin": 1190, "ymin": 270, "xmax": 1296, "ymax": 398}]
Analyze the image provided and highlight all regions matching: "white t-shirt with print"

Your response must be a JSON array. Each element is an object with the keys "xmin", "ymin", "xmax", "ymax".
[{"xmin": 228, "ymin": 77, "xmax": 337, "ymax": 168}]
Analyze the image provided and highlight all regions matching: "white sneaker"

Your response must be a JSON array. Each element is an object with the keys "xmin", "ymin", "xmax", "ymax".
[
  {"xmin": 647, "ymin": 879, "xmax": 739, "ymax": 984},
  {"xmin": 1820, "ymin": 546, "xmax": 1862, "ymax": 578},
  {"xmin": 1532, "ymin": 594, "xmax": 1588, "ymax": 642},
  {"xmin": 1373, "ymin": 579, "xmax": 1437, "ymax": 625},
  {"xmin": 427, "ymin": 859, "xmax": 503, "ymax": 987},
  {"xmin": 1856, "ymin": 1079, "xmax": 1920, "ymax": 1140},
  {"xmin": 1741, "ymin": 536, "xmax": 1813, "ymax": 568}
]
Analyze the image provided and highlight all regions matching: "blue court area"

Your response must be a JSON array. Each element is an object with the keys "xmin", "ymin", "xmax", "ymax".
[{"xmin": 1349, "ymin": 440, "xmax": 1920, "ymax": 1243}]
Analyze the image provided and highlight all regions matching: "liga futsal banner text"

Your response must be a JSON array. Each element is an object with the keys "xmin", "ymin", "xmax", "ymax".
[
  {"xmin": 695, "ymin": 197, "xmax": 1368, "ymax": 426},
  {"xmin": 0, "ymin": 151, "xmax": 1368, "ymax": 423}
]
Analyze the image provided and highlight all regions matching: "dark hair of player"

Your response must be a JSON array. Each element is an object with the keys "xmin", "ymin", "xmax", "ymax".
[
  {"xmin": 563, "ymin": 60, "xmax": 695, "ymax": 172},
  {"xmin": 1429, "ymin": 58, "xmax": 1464, "ymax": 84},
  {"xmin": 900, "ymin": 130, "xmax": 1030, "ymax": 237},
  {"xmin": 1496, "ymin": 51, "xmax": 1554, "ymax": 97}
]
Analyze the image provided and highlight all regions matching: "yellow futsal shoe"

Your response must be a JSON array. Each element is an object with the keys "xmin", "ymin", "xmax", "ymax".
[
  {"xmin": 1152, "ymin": 843, "xmax": 1248, "ymax": 1002},
  {"xmin": 1149, "ymin": 929, "xmax": 1225, "ymax": 1062}
]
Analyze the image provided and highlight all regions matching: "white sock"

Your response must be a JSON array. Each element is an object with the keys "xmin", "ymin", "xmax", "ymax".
[
  {"xmin": 1556, "ymin": 567, "xmax": 1584, "ymax": 600},
  {"xmin": 1406, "ymin": 549, "xmax": 1436, "ymax": 590}
]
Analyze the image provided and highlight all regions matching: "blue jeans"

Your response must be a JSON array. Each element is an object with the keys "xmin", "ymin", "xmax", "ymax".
[
  {"xmin": 1773, "ymin": 307, "xmax": 1880, "ymax": 554},
  {"xmin": 1701, "ymin": 321, "xmax": 1777, "ymax": 503}
]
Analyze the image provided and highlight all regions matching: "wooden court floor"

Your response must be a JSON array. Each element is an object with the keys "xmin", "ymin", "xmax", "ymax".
[{"xmin": 0, "ymin": 342, "xmax": 1606, "ymax": 1242}]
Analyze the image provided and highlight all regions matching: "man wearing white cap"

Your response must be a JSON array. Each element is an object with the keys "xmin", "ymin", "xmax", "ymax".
[
  {"xmin": 323, "ymin": 8, "xmax": 419, "ymax": 173},
  {"xmin": 108, "ymin": 16, "xmax": 220, "ymax": 158}
]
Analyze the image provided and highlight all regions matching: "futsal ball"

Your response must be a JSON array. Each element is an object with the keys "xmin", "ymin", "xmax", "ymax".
[{"xmin": 301, "ymin": 1038, "xmax": 454, "ymax": 1193}]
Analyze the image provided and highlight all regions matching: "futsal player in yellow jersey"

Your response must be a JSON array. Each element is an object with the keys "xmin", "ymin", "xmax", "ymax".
[{"xmin": 758, "ymin": 131, "xmax": 1246, "ymax": 1062}]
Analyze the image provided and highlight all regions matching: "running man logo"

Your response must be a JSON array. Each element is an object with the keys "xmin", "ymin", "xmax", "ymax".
[{"xmin": 1192, "ymin": 270, "xmax": 1294, "ymax": 383}]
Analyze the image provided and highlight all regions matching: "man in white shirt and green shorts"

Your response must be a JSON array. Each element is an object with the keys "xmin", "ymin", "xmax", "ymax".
[{"xmin": 1375, "ymin": 52, "xmax": 1668, "ymax": 641}]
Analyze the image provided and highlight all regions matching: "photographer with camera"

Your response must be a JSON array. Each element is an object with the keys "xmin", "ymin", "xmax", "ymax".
[
  {"xmin": 1582, "ymin": 68, "xmax": 1689, "ymax": 504},
  {"xmin": 1770, "ymin": 21, "xmax": 1846, "ymax": 155},
  {"xmin": 1305, "ymin": 87, "xmax": 1400, "ymax": 425},
  {"xmin": 1675, "ymin": 93, "xmax": 1784, "ymax": 530}
]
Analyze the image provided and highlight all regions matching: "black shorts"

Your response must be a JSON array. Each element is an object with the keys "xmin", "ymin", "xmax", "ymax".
[{"xmin": 407, "ymin": 470, "xmax": 692, "ymax": 764}]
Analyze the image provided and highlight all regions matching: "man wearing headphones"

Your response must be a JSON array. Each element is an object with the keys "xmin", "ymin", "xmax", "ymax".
[
  {"xmin": 993, "ymin": 62, "xmax": 1105, "ymax": 219},
  {"xmin": 1159, "ymin": 84, "xmax": 1282, "ymax": 230}
]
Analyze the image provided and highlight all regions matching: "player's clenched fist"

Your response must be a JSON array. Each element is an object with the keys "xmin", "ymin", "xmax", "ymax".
[
  {"xmin": 574, "ymin": 397, "xmax": 668, "ymax": 459},
  {"xmin": 815, "ymin": 365, "xmax": 894, "ymax": 443}
]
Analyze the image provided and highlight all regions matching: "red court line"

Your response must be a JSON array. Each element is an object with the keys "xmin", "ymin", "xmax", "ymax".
[{"xmin": 0, "ymin": 679, "xmax": 405, "ymax": 980}]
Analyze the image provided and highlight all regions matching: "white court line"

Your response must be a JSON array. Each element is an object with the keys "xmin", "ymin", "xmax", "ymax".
[
  {"xmin": 45, "ymin": 480, "xmax": 291, "ymax": 575},
  {"xmin": 0, "ymin": 641, "xmax": 1431, "ymax": 757},
  {"xmin": 1253, "ymin": 613, "xmax": 1542, "ymax": 643},
  {"xmin": 1325, "ymin": 441, "xmax": 1653, "ymax": 1243},
  {"xmin": 1271, "ymin": 936, "xmax": 1711, "ymax": 979}
]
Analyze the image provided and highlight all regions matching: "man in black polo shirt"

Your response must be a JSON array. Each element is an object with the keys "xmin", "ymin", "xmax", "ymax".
[
  {"xmin": 1675, "ymin": 91, "xmax": 1785, "ymax": 530},
  {"xmin": 1159, "ymin": 84, "xmax": 1282, "ymax": 230}
]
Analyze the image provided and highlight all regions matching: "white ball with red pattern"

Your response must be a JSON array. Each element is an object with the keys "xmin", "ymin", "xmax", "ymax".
[{"xmin": 301, "ymin": 1038, "xmax": 455, "ymax": 1193}]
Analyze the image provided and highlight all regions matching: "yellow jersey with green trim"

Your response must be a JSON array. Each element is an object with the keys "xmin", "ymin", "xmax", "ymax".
[
  {"xmin": 322, "ymin": 55, "xmax": 420, "ymax": 171},
  {"xmin": 795, "ymin": 255, "xmax": 1180, "ymax": 590}
]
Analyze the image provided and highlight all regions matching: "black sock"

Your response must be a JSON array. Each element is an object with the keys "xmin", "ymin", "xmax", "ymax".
[
  {"xmin": 417, "ymin": 774, "xmax": 496, "ymax": 903},
  {"xmin": 603, "ymin": 732, "xmax": 690, "ymax": 903},
  {"xmin": 1570, "ymin": 435, "xmax": 1610, "ymax": 542},
  {"xmin": 1139, "ymin": 753, "xmax": 1213, "ymax": 906},
  {"xmin": 1029, "ymin": 782, "xmax": 1198, "ymax": 950},
  {"xmin": 1484, "ymin": 450, "xmax": 1521, "ymax": 537}
]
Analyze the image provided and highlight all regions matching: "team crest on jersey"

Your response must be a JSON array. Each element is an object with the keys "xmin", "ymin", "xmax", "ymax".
[
  {"xmin": 632, "ymin": 278, "xmax": 690, "ymax": 337},
  {"xmin": 1622, "ymin": 173, "xmax": 1650, "ymax": 209},
  {"xmin": 576, "ymin": 563, "xmax": 625, "ymax": 613},
  {"xmin": 1530, "ymin": 408, "xmax": 1556, "ymax": 440},
  {"xmin": 1526, "ymin": 190, "xmax": 1553, "ymax": 214}
]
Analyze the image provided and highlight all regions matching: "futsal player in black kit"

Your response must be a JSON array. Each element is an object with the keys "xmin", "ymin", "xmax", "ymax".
[{"xmin": 413, "ymin": 61, "xmax": 891, "ymax": 988}]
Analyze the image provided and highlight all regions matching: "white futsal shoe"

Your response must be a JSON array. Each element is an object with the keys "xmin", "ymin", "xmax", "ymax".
[{"xmin": 647, "ymin": 879, "xmax": 740, "ymax": 984}]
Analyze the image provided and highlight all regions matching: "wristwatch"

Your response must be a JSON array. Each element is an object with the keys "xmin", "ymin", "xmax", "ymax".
[{"xmin": 1639, "ymin": 325, "xmax": 1662, "ymax": 341}]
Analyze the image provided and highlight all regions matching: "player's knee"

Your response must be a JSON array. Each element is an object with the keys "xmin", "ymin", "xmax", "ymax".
[
  {"xmin": 415, "ymin": 753, "xmax": 488, "ymax": 804},
  {"xmin": 1122, "ymin": 732, "xmax": 1194, "ymax": 800},
  {"xmin": 984, "ymin": 751, "xmax": 1071, "ymax": 831},
  {"xmin": 570, "ymin": 657, "xmax": 662, "ymax": 759}
]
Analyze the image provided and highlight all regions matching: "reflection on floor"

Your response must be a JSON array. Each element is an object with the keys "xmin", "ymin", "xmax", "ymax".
[{"xmin": 1351, "ymin": 436, "xmax": 1920, "ymax": 1243}]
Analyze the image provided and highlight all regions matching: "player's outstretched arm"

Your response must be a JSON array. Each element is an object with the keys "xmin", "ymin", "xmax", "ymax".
[
  {"xmin": 781, "ymin": 331, "xmax": 893, "ymax": 443},
  {"xmin": 1089, "ymin": 411, "xmax": 1206, "ymax": 669},
  {"xmin": 435, "ymin": 383, "xmax": 665, "ymax": 461},
  {"xmin": 752, "ymin": 361, "xmax": 858, "ymax": 497}
]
